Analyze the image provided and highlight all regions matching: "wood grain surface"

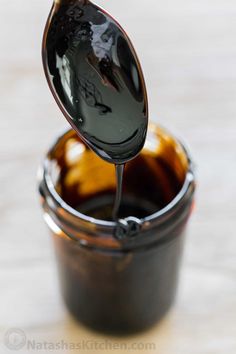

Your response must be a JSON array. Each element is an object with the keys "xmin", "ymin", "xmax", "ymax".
[{"xmin": 0, "ymin": 0, "xmax": 235, "ymax": 353}]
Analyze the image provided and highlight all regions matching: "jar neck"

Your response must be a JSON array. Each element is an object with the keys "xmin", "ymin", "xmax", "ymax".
[{"xmin": 39, "ymin": 160, "xmax": 195, "ymax": 251}]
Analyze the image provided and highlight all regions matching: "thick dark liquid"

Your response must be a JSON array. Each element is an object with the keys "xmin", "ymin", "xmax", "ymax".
[
  {"xmin": 42, "ymin": 0, "xmax": 148, "ymax": 164},
  {"xmin": 79, "ymin": 194, "xmax": 157, "ymax": 221},
  {"xmin": 112, "ymin": 164, "xmax": 124, "ymax": 220}
]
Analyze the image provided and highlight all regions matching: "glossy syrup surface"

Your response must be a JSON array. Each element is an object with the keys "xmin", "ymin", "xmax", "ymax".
[{"xmin": 42, "ymin": 0, "xmax": 148, "ymax": 164}]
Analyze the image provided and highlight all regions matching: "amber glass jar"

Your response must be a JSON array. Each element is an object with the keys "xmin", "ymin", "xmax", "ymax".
[{"xmin": 38, "ymin": 123, "xmax": 195, "ymax": 334}]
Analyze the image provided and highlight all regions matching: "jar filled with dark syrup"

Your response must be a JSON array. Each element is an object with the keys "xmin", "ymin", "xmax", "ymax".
[{"xmin": 39, "ymin": 123, "xmax": 195, "ymax": 334}]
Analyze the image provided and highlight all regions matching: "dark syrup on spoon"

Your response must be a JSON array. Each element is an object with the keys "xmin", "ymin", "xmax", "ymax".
[{"xmin": 42, "ymin": 0, "xmax": 148, "ymax": 220}]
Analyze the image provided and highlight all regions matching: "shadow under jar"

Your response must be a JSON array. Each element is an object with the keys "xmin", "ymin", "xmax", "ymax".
[{"xmin": 38, "ymin": 123, "xmax": 195, "ymax": 334}]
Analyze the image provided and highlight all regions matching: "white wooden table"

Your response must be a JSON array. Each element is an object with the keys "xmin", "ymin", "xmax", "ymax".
[{"xmin": 0, "ymin": 0, "xmax": 235, "ymax": 353}]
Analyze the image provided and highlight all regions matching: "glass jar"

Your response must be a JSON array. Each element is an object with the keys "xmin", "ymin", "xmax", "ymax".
[{"xmin": 38, "ymin": 123, "xmax": 195, "ymax": 334}]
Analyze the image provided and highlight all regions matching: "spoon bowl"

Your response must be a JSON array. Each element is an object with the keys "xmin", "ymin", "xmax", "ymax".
[{"xmin": 42, "ymin": 0, "xmax": 148, "ymax": 164}]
